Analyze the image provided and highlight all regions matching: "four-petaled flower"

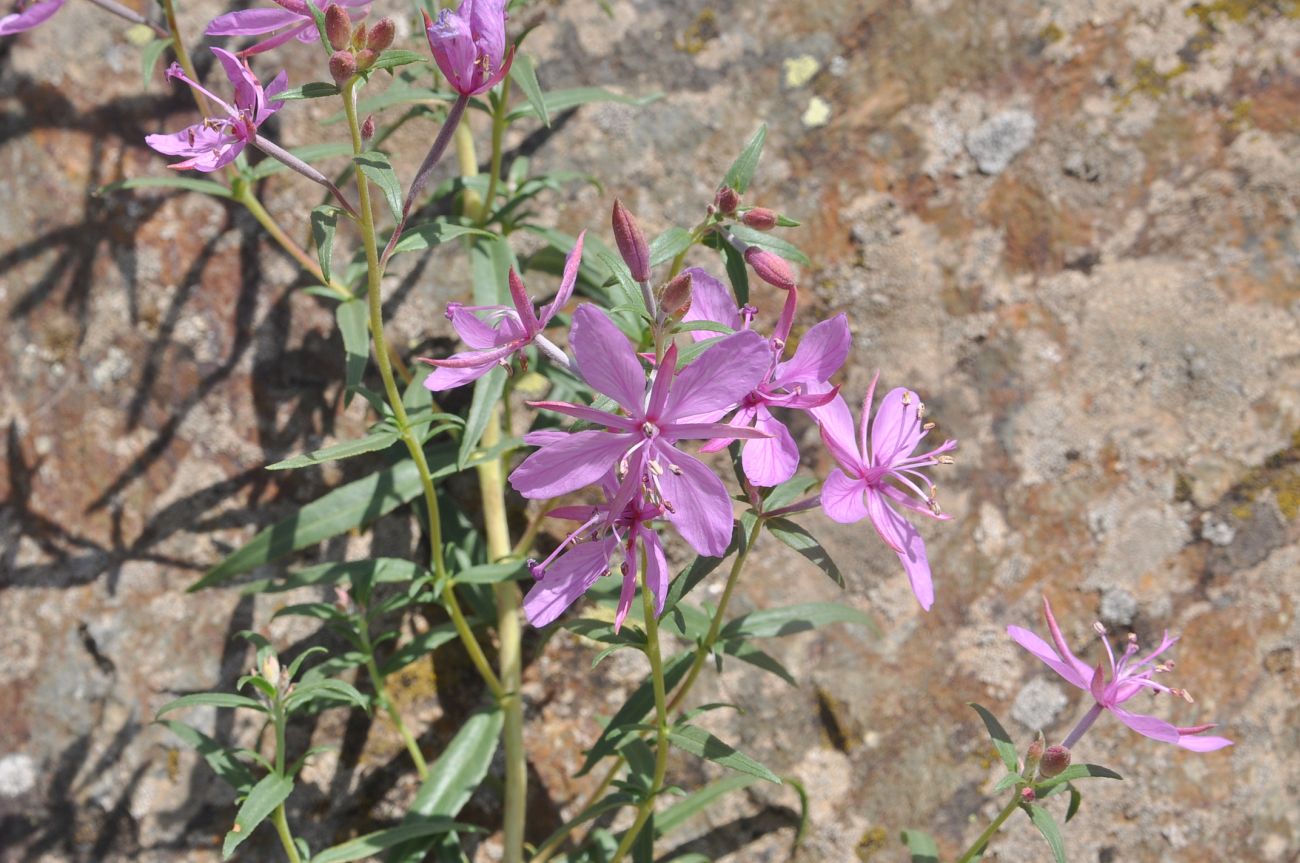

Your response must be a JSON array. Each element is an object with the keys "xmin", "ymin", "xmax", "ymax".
[
  {"xmin": 0, "ymin": 0, "xmax": 64, "ymax": 34},
  {"xmin": 206, "ymin": 0, "xmax": 370, "ymax": 56},
  {"xmin": 1008, "ymin": 596, "xmax": 1232, "ymax": 752},
  {"xmin": 510, "ymin": 305, "xmax": 771, "ymax": 557},
  {"xmin": 424, "ymin": 0, "xmax": 511, "ymax": 96},
  {"xmin": 422, "ymin": 233, "xmax": 585, "ymax": 391},
  {"xmin": 145, "ymin": 48, "xmax": 287, "ymax": 173},
  {"xmin": 811, "ymin": 375, "xmax": 956, "ymax": 610}
]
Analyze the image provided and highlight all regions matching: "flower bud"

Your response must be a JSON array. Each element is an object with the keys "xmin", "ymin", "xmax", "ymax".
[
  {"xmin": 741, "ymin": 207, "xmax": 779, "ymax": 231},
  {"xmin": 361, "ymin": 114, "xmax": 376, "ymax": 141},
  {"xmin": 659, "ymin": 271, "xmax": 693, "ymax": 318},
  {"xmin": 329, "ymin": 50, "xmax": 356, "ymax": 85},
  {"xmin": 1022, "ymin": 732, "xmax": 1044, "ymax": 777},
  {"xmin": 367, "ymin": 17, "xmax": 395, "ymax": 52},
  {"xmin": 611, "ymin": 199, "xmax": 651, "ymax": 282},
  {"xmin": 1020, "ymin": 787, "xmax": 1037, "ymax": 803},
  {"xmin": 715, "ymin": 186, "xmax": 740, "ymax": 215},
  {"xmin": 354, "ymin": 48, "xmax": 378, "ymax": 72},
  {"xmin": 744, "ymin": 246, "xmax": 797, "ymax": 291},
  {"xmin": 351, "ymin": 22, "xmax": 367, "ymax": 49},
  {"xmin": 325, "ymin": 4, "xmax": 352, "ymax": 52},
  {"xmin": 1039, "ymin": 745, "xmax": 1072, "ymax": 778},
  {"xmin": 261, "ymin": 654, "xmax": 281, "ymax": 688}
]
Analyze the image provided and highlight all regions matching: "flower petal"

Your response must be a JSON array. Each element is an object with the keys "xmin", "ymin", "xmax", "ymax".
[
  {"xmin": 1042, "ymin": 596, "xmax": 1096, "ymax": 685},
  {"xmin": 523, "ymin": 540, "xmax": 614, "ymax": 627},
  {"xmin": 740, "ymin": 407, "xmax": 800, "ymax": 487},
  {"xmin": 810, "ymin": 391, "xmax": 863, "ymax": 472},
  {"xmin": 509, "ymin": 429, "xmax": 632, "ymax": 499},
  {"xmin": 571, "ymin": 305, "xmax": 648, "ymax": 413},
  {"xmin": 664, "ymin": 329, "xmax": 770, "ymax": 419},
  {"xmin": 538, "ymin": 230, "xmax": 585, "ymax": 324},
  {"xmin": 1006, "ymin": 626, "xmax": 1091, "ymax": 691},
  {"xmin": 641, "ymin": 526, "xmax": 669, "ymax": 618},
  {"xmin": 870, "ymin": 387, "xmax": 925, "ymax": 467},
  {"xmin": 204, "ymin": 7, "xmax": 303, "ymax": 35},
  {"xmin": 1176, "ymin": 730, "xmax": 1233, "ymax": 752},
  {"xmin": 866, "ymin": 489, "xmax": 934, "ymax": 610},
  {"xmin": 654, "ymin": 444, "xmax": 734, "ymax": 556},
  {"xmin": 448, "ymin": 304, "xmax": 511, "ymax": 350},
  {"xmin": 775, "ymin": 313, "xmax": 850, "ymax": 386},
  {"xmin": 1110, "ymin": 706, "xmax": 1181, "ymax": 744},
  {"xmin": 680, "ymin": 267, "xmax": 741, "ymax": 341},
  {"xmin": 819, "ymin": 468, "xmax": 869, "ymax": 523},
  {"xmin": 0, "ymin": 0, "xmax": 64, "ymax": 34},
  {"xmin": 423, "ymin": 360, "xmax": 496, "ymax": 392}
]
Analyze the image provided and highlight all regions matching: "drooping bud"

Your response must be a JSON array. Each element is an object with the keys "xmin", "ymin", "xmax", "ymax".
[
  {"xmin": 611, "ymin": 199, "xmax": 651, "ymax": 282},
  {"xmin": 329, "ymin": 50, "xmax": 356, "ymax": 85},
  {"xmin": 744, "ymin": 246, "xmax": 797, "ymax": 291},
  {"xmin": 1022, "ymin": 732, "xmax": 1045, "ymax": 777},
  {"xmin": 659, "ymin": 271, "xmax": 693, "ymax": 318},
  {"xmin": 360, "ymin": 114, "xmax": 376, "ymax": 141},
  {"xmin": 325, "ymin": 4, "xmax": 352, "ymax": 52},
  {"xmin": 261, "ymin": 654, "xmax": 281, "ymax": 688},
  {"xmin": 715, "ymin": 186, "xmax": 740, "ymax": 215},
  {"xmin": 1039, "ymin": 745, "xmax": 1072, "ymax": 778},
  {"xmin": 367, "ymin": 17, "xmax": 395, "ymax": 52},
  {"xmin": 741, "ymin": 207, "xmax": 779, "ymax": 231}
]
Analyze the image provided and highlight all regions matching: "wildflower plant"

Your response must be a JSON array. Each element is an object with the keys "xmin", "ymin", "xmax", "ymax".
[{"xmin": 8, "ymin": 2, "xmax": 1234, "ymax": 861}]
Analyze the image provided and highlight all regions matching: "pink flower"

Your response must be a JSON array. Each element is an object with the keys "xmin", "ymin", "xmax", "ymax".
[
  {"xmin": 810, "ymin": 375, "xmax": 956, "ymax": 610},
  {"xmin": 420, "ymin": 232, "xmax": 584, "ymax": 391},
  {"xmin": 523, "ymin": 478, "xmax": 668, "ymax": 630},
  {"xmin": 1008, "ymin": 597, "xmax": 1233, "ymax": 752},
  {"xmin": 206, "ymin": 0, "xmax": 370, "ymax": 56},
  {"xmin": 0, "ymin": 0, "xmax": 64, "ymax": 34},
  {"xmin": 424, "ymin": 0, "xmax": 512, "ymax": 97},
  {"xmin": 510, "ymin": 305, "xmax": 772, "ymax": 557},
  {"xmin": 145, "ymin": 48, "xmax": 287, "ymax": 173},
  {"xmin": 683, "ymin": 268, "xmax": 849, "ymax": 486}
]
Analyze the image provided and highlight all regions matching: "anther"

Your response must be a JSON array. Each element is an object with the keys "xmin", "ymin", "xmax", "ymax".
[
  {"xmin": 923, "ymin": 422, "xmax": 937, "ymax": 431},
  {"xmin": 1093, "ymin": 621, "xmax": 1108, "ymax": 636},
  {"xmin": 647, "ymin": 459, "xmax": 663, "ymax": 476},
  {"xmin": 669, "ymin": 464, "xmax": 683, "ymax": 476},
  {"xmin": 902, "ymin": 392, "xmax": 912, "ymax": 405},
  {"xmin": 937, "ymin": 455, "xmax": 954, "ymax": 464},
  {"xmin": 928, "ymin": 498, "xmax": 941, "ymax": 515},
  {"xmin": 916, "ymin": 402, "xmax": 926, "ymax": 418}
]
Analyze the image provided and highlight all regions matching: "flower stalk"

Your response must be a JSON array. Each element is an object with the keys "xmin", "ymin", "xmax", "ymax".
[{"xmin": 954, "ymin": 795, "xmax": 1021, "ymax": 863}]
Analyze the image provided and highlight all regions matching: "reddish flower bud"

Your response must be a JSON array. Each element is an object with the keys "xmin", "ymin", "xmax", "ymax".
[
  {"xmin": 329, "ymin": 50, "xmax": 356, "ymax": 84},
  {"xmin": 1020, "ymin": 787, "xmax": 1037, "ymax": 803},
  {"xmin": 744, "ymin": 246, "xmax": 797, "ymax": 291},
  {"xmin": 325, "ymin": 4, "xmax": 352, "ymax": 52},
  {"xmin": 741, "ymin": 207, "xmax": 779, "ymax": 231},
  {"xmin": 361, "ymin": 114, "xmax": 376, "ymax": 141},
  {"xmin": 611, "ymin": 199, "xmax": 651, "ymax": 282},
  {"xmin": 1039, "ymin": 745, "xmax": 1072, "ymax": 778},
  {"xmin": 659, "ymin": 271, "xmax": 693, "ymax": 318},
  {"xmin": 351, "ymin": 22, "xmax": 367, "ymax": 49},
  {"xmin": 354, "ymin": 48, "xmax": 378, "ymax": 72},
  {"xmin": 1022, "ymin": 732, "xmax": 1044, "ymax": 777},
  {"xmin": 367, "ymin": 17, "xmax": 395, "ymax": 52},
  {"xmin": 715, "ymin": 186, "xmax": 740, "ymax": 215}
]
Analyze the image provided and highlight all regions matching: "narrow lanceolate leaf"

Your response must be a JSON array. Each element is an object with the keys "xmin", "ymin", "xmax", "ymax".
[
  {"xmin": 648, "ymin": 226, "xmax": 693, "ymax": 268},
  {"xmin": 718, "ymin": 639, "xmax": 797, "ymax": 686},
  {"xmin": 315, "ymin": 820, "xmax": 471, "ymax": 863},
  {"xmin": 354, "ymin": 151, "xmax": 404, "ymax": 223},
  {"xmin": 99, "ymin": 176, "xmax": 233, "ymax": 198},
  {"xmin": 578, "ymin": 653, "xmax": 694, "ymax": 775},
  {"xmin": 458, "ymin": 366, "xmax": 506, "ymax": 469},
  {"xmin": 390, "ymin": 220, "xmax": 493, "ymax": 254},
  {"xmin": 505, "ymin": 86, "xmax": 662, "ymax": 122},
  {"xmin": 241, "ymin": 558, "xmax": 425, "ymax": 596},
  {"xmin": 722, "ymin": 124, "xmax": 767, "ymax": 194},
  {"xmin": 509, "ymin": 52, "xmax": 549, "ymax": 127},
  {"xmin": 1026, "ymin": 803, "xmax": 1067, "ymax": 863},
  {"xmin": 311, "ymin": 205, "xmax": 342, "ymax": 284},
  {"xmin": 1065, "ymin": 784, "xmax": 1083, "ymax": 823},
  {"xmin": 276, "ymin": 81, "xmax": 341, "ymax": 101},
  {"xmin": 157, "ymin": 720, "xmax": 256, "ymax": 794},
  {"xmin": 141, "ymin": 37, "xmax": 173, "ymax": 88},
  {"xmin": 451, "ymin": 559, "xmax": 525, "ymax": 584},
  {"xmin": 667, "ymin": 725, "xmax": 781, "ymax": 783},
  {"xmin": 655, "ymin": 774, "xmax": 757, "ymax": 837},
  {"xmin": 968, "ymin": 703, "xmax": 1020, "ymax": 773},
  {"xmin": 336, "ymin": 299, "xmax": 369, "ymax": 404},
  {"xmin": 222, "ymin": 772, "xmax": 294, "ymax": 858},
  {"xmin": 899, "ymin": 829, "xmax": 940, "ymax": 863},
  {"xmin": 367, "ymin": 49, "xmax": 428, "ymax": 73},
  {"xmin": 728, "ymin": 223, "xmax": 810, "ymax": 265},
  {"xmin": 765, "ymin": 517, "xmax": 844, "ymax": 588},
  {"xmin": 284, "ymin": 678, "xmax": 370, "ymax": 713},
  {"xmin": 385, "ymin": 708, "xmax": 504, "ymax": 863},
  {"xmin": 267, "ymin": 427, "xmax": 399, "ymax": 471},
  {"xmin": 762, "ymin": 475, "xmax": 818, "ymax": 511},
  {"xmin": 1034, "ymin": 763, "xmax": 1122, "ymax": 790},
  {"xmin": 155, "ymin": 692, "xmax": 267, "ymax": 718},
  {"xmin": 378, "ymin": 621, "xmax": 465, "ymax": 677},
  {"xmin": 719, "ymin": 602, "xmax": 874, "ymax": 640}
]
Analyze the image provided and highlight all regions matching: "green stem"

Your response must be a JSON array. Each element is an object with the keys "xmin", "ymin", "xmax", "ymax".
[
  {"xmin": 609, "ymin": 553, "xmax": 671, "ymax": 863},
  {"xmin": 479, "ymin": 78, "xmax": 512, "ymax": 227},
  {"xmin": 159, "ymin": 0, "xmax": 212, "ymax": 118},
  {"xmin": 272, "ymin": 804, "xmax": 303, "ymax": 863},
  {"xmin": 454, "ymin": 113, "xmax": 484, "ymax": 220},
  {"xmin": 358, "ymin": 615, "xmax": 429, "ymax": 780},
  {"xmin": 955, "ymin": 796, "xmax": 1022, "ymax": 863},
  {"xmin": 342, "ymin": 76, "xmax": 503, "ymax": 699},
  {"xmin": 666, "ymin": 219, "xmax": 714, "ymax": 279}
]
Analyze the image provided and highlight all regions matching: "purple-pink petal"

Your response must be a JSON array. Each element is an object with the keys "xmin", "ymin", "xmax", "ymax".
[
  {"xmin": 866, "ymin": 489, "xmax": 934, "ymax": 610},
  {"xmin": 642, "ymin": 526, "xmax": 669, "ymax": 618},
  {"xmin": 523, "ymin": 539, "xmax": 614, "ymax": 627},
  {"xmin": 524, "ymin": 400, "xmax": 634, "ymax": 431},
  {"xmin": 1042, "ymin": 596, "xmax": 1096, "ymax": 685},
  {"xmin": 509, "ymin": 429, "xmax": 631, "ymax": 499},
  {"xmin": 423, "ymin": 357, "xmax": 497, "ymax": 392},
  {"xmin": 652, "ymin": 444, "xmax": 734, "ymax": 556},
  {"xmin": 741, "ymin": 407, "xmax": 799, "ymax": 486},
  {"xmin": 1176, "ymin": 730, "xmax": 1233, "ymax": 752},
  {"xmin": 1006, "ymin": 625, "xmax": 1092, "ymax": 691},
  {"xmin": 870, "ymin": 387, "xmax": 925, "ymax": 467},
  {"xmin": 775, "ymin": 313, "xmax": 850, "ymax": 386},
  {"xmin": 0, "ymin": 0, "xmax": 64, "ymax": 34},
  {"xmin": 819, "ymin": 468, "xmax": 869, "ymax": 524},
  {"xmin": 1110, "ymin": 706, "xmax": 1182, "ymax": 744},
  {"xmin": 205, "ymin": 7, "xmax": 303, "ymax": 34},
  {"xmin": 663, "ymin": 329, "xmax": 770, "ymax": 419},
  {"xmin": 571, "ymin": 305, "xmax": 649, "ymax": 413},
  {"xmin": 538, "ymin": 230, "xmax": 585, "ymax": 324},
  {"xmin": 811, "ymin": 393, "xmax": 863, "ymax": 474},
  {"xmin": 681, "ymin": 267, "xmax": 742, "ymax": 341}
]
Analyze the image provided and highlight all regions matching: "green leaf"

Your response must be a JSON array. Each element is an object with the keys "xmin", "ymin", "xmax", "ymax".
[
  {"xmin": 993, "ymin": 772, "xmax": 1021, "ymax": 793},
  {"xmin": 385, "ymin": 708, "xmax": 504, "ymax": 863},
  {"xmin": 355, "ymin": 151, "xmax": 404, "ymax": 223},
  {"xmin": 311, "ymin": 205, "xmax": 342, "ymax": 285},
  {"xmin": 368, "ymin": 49, "xmax": 428, "ymax": 73},
  {"xmin": 968, "ymin": 703, "xmax": 1020, "ymax": 773},
  {"xmin": 508, "ymin": 52, "xmax": 549, "ymax": 127},
  {"xmin": 661, "ymin": 525, "xmax": 738, "ymax": 615},
  {"xmin": 241, "ymin": 557, "xmax": 425, "ymax": 596},
  {"xmin": 155, "ymin": 692, "xmax": 267, "ymax": 718},
  {"xmin": 667, "ymin": 725, "xmax": 781, "ymax": 783},
  {"xmin": 1026, "ymin": 803, "xmax": 1067, "ymax": 863},
  {"xmin": 378, "ymin": 621, "xmax": 466, "ymax": 676},
  {"xmin": 899, "ymin": 829, "xmax": 940, "ymax": 863},
  {"xmin": 458, "ymin": 366, "xmax": 506, "ymax": 469},
  {"xmin": 1065, "ymin": 784, "xmax": 1083, "ymax": 823},
  {"xmin": 727, "ymin": 223, "xmax": 811, "ymax": 265},
  {"xmin": 722, "ymin": 124, "xmax": 766, "ymax": 194},
  {"xmin": 315, "ymin": 819, "xmax": 470, "ymax": 863},
  {"xmin": 391, "ymin": 220, "xmax": 494, "ymax": 254},
  {"xmin": 266, "ymin": 428, "xmax": 400, "ymax": 471},
  {"xmin": 717, "ymin": 639, "xmax": 797, "ymax": 686},
  {"xmin": 452, "ymin": 559, "xmax": 525, "ymax": 584},
  {"xmin": 141, "ymin": 37, "xmax": 173, "ymax": 88},
  {"xmin": 649, "ymin": 226, "xmax": 694, "ymax": 268},
  {"xmin": 764, "ymin": 517, "xmax": 845, "ymax": 588},
  {"xmin": 784, "ymin": 775, "xmax": 811, "ymax": 852},
  {"xmin": 277, "ymin": 81, "xmax": 342, "ymax": 101},
  {"xmin": 719, "ymin": 602, "xmax": 874, "ymax": 639},
  {"xmin": 1034, "ymin": 763, "xmax": 1122, "ymax": 791},
  {"xmin": 763, "ymin": 475, "xmax": 818, "ymax": 511},
  {"xmin": 284, "ymin": 679, "xmax": 370, "ymax": 713},
  {"xmin": 655, "ymin": 773, "xmax": 756, "ymax": 837},
  {"xmin": 505, "ymin": 86, "xmax": 661, "ymax": 122},
  {"xmin": 156, "ymin": 720, "xmax": 256, "ymax": 794},
  {"xmin": 335, "ymin": 298, "xmax": 369, "ymax": 405},
  {"xmin": 577, "ymin": 653, "xmax": 694, "ymax": 775},
  {"xmin": 222, "ymin": 772, "xmax": 294, "ymax": 858},
  {"xmin": 532, "ymin": 792, "xmax": 636, "ymax": 861},
  {"xmin": 719, "ymin": 239, "xmax": 749, "ymax": 306},
  {"xmin": 98, "ymin": 175, "xmax": 233, "ymax": 199}
]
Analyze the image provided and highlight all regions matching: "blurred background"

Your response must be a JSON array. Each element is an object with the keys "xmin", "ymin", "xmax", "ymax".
[{"xmin": 1, "ymin": 0, "xmax": 1298, "ymax": 860}]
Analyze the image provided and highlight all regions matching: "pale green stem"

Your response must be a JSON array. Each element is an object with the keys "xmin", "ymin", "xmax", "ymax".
[
  {"xmin": 955, "ymin": 795, "xmax": 1022, "ymax": 863},
  {"xmin": 159, "ymin": 0, "xmax": 211, "ymax": 118},
  {"xmin": 358, "ymin": 614, "xmax": 429, "ymax": 780},
  {"xmin": 454, "ymin": 114, "xmax": 484, "ymax": 220},
  {"xmin": 479, "ymin": 78, "xmax": 512, "ymax": 227},
  {"xmin": 272, "ymin": 805, "xmax": 303, "ymax": 863},
  {"xmin": 342, "ymin": 76, "xmax": 503, "ymax": 698}
]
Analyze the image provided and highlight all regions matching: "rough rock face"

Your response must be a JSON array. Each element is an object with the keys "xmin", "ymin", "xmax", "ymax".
[{"xmin": 2, "ymin": 1, "xmax": 1298, "ymax": 861}]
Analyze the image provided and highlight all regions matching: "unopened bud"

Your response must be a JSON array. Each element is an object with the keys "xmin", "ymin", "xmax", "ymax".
[
  {"xmin": 354, "ymin": 47, "xmax": 378, "ymax": 72},
  {"xmin": 1039, "ymin": 745, "xmax": 1072, "ymax": 778},
  {"xmin": 333, "ymin": 586, "xmax": 356, "ymax": 614},
  {"xmin": 325, "ymin": 4, "xmax": 352, "ymax": 52},
  {"xmin": 261, "ymin": 654, "xmax": 281, "ymax": 688},
  {"xmin": 329, "ymin": 50, "xmax": 356, "ymax": 84},
  {"xmin": 741, "ymin": 207, "xmax": 779, "ymax": 231},
  {"xmin": 659, "ymin": 271, "xmax": 693, "ymax": 318},
  {"xmin": 715, "ymin": 186, "xmax": 740, "ymax": 215},
  {"xmin": 1022, "ymin": 732, "xmax": 1044, "ymax": 777},
  {"xmin": 743, "ymin": 246, "xmax": 797, "ymax": 291},
  {"xmin": 611, "ymin": 199, "xmax": 651, "ymax": 282},
  {"xmin": 361, "ymin": 114, "xmax": 376, "ymax": 141},
  {"xmin": 366, "ymin": 17, "xmax": 395, "ymax": 51},
  {"xmin": 1020, "ymin": 787, "xmax": 1036, "ymax": 803},
  {"xmin": 351, "ymin": 22, "xmax": 367, "ymax": 49}
]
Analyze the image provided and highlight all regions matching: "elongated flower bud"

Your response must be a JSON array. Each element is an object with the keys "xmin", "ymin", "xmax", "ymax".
[
  {"xmin": 660, "ymin": 271, "xmax": 693, "ymax": 318},
  {"xmin": 744, "ymin": 246, "xmax": 797, "ymax": 291},
  {"xmin": 354, "ymin": 48, "xmax": 378, "ymax": 72},
  {"xmin": 715, "ymin": 186, "xmax": 740, "ymax": 215},
  {"xmin": 612, "ymin": 199, "xmax": 651, "ymax": 282},
  {"xmin": 361, "ymin": 114, "xmax": 376, "ymax": 141},
  {"xmin": 742, "ymin": 207, "xmax": 778, "ymax": 230},
  {"xmin": 367, "ymin": 17, "xmax": 395, "ymax": 51},
  {"xmin": 329, "ymin": 50, "xmax": 356, "ymax": 84},
  {"xmin": 1039, "ymin": 745, "xmax": 1072, "ymax": 778},
  {"xmin": 261, "ymin": 654, "xmax": 281, "ymax": 688},
  {"xmin": 325, "ymin": 4, "xmax": 352, "ymax": 52}
]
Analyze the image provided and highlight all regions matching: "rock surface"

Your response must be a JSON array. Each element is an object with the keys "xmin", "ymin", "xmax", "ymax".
[{"xmin": 2, "ymin": 1, "xmax": 1299, "ymax": 861}]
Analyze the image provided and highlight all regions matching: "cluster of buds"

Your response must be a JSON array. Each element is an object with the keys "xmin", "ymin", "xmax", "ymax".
[
  {"xmin": 610, "ymin": 200, "xmax": 696, "ymax": 321},
  {"xmin": 709, "ymin": 185, "xmax": 785, "ymax": 231},
  {"xmin": 326, "ymin": 4, "xmax": 395, "ymax": 84}
]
